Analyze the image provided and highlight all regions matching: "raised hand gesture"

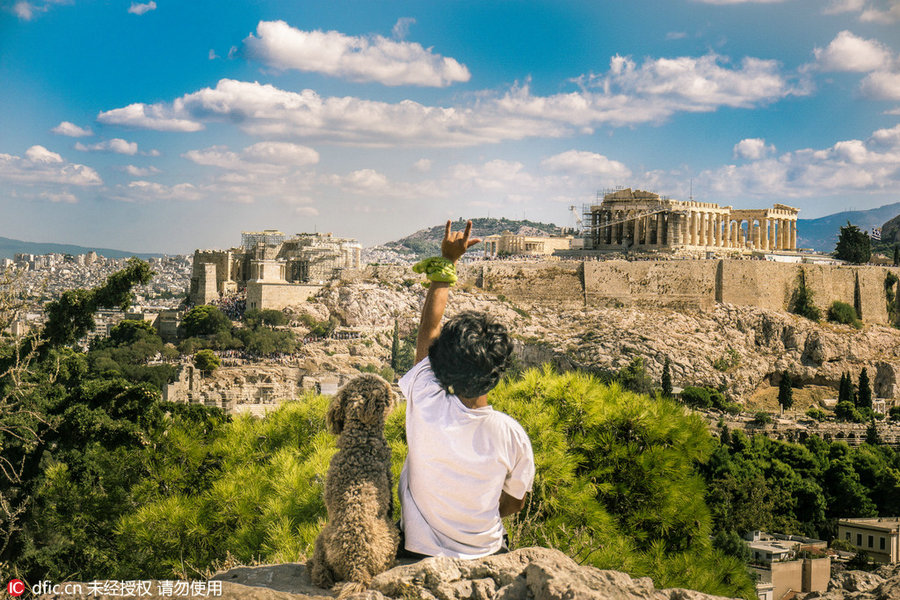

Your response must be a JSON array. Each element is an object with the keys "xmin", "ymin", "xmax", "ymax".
[{"xmin": 441, "ymin": 220, "xmax": 481, "ymax": 264}]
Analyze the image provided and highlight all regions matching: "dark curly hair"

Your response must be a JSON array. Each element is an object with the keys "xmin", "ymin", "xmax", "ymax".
[{"xmin": 428, "ymin": 310, "xmax": 513, "ymax": 399}]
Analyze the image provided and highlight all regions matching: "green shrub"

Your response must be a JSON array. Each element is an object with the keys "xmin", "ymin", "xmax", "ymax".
[
  {"xmin": 791, "ymin": 270, "xmax": 821, "ymax": 322},
  {"xmin": 828, "ymin": 301, "xmax": 862, "ymax": 329},
  {"xmin": 805, "ymin": 407, "xmax": 827, "ymax": 421},
  {"xmin": 118, "ymin": 368, "xmax": 755, "ymax": 599},
  {"xmin": 712, "ymin": 349, "xmax": 741, "ymax": 372},
  {"xmin": 835, "ymin": 401, "xmax": 865, "ymax": 423},
  {"xmin": 681, "ymin": 386, "xmax": 728, "ymax": 411},
  {"xmin": 751, "ymin": 412, "xmax": 772, "ymax": 426},
  {"xmin": 890, "ymin": 406, "xmax": 900, "ymax": 421}
]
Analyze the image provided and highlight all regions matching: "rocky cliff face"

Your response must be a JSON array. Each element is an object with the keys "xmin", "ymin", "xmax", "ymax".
[
  {"xmin": 302, "ymin": 279, "xmax": 900, "ymax": 404},
  {"xmin": 800, "ymin": 563, "xmax": 900, "ymax": 600}
]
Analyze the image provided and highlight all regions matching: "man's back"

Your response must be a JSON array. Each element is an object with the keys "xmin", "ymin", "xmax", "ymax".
[{"xmin": 398, "ymin": 357, "xmax": 534, "ymax": 558}]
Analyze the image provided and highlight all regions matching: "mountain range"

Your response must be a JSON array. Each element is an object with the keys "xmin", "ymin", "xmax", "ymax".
[
  {"xmin": 0, "ymin": 236, "xmax": 161, "ymax": 260},
  {"xmin": 796, "ymin": 202, "xmax": 900, "ymax": 252}
]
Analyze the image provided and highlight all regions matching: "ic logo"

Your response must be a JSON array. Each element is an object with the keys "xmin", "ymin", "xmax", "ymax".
[{"xmin": 7, "ymin": 579, "xmax": 25, "ymax": 596}]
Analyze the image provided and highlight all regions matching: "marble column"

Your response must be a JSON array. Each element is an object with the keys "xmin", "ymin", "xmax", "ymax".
[
  {"xmin": 715, "ymin": 215, "xmax": 723, "ymax": 247},
  {"xmin": 790, "ymin": 220, "xmax": 797, "ymax": 250}
]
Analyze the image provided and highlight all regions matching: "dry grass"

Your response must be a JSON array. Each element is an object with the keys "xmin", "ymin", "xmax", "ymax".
[{"xmin": 745, "ymin": 384, "xmax": 835, "ymax": 413}]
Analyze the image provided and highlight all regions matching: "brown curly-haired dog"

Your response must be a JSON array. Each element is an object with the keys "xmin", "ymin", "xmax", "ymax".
[{"xmin": 309, "ymin": 374, "xmax": 399, "ymax": 596}]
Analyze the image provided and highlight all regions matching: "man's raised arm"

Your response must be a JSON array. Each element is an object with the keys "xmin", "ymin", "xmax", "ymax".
[{"xmin": 414, "ymin": 220, "xmax": 480, "ymax": 364}]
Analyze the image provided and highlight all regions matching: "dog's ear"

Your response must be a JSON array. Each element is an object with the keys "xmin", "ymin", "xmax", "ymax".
[
  {"xmin": 326, "ymin": 393, "xmax": 345, "ymax": 435},
  {"xmin": 359, "ymin": 379, "xmax": 393, "ymax": 426}
]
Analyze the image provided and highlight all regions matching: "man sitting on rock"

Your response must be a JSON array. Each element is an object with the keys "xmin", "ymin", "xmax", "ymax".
[{"xmin": 397, "ymin": 220, "xmax": 535, "ymax": 559}]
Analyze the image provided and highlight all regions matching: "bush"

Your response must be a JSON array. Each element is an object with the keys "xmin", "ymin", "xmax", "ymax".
[
  {"xmin": 751, "ymin": 412, "xmax": 773, "ymax": 426},
  {"xmin": 828, "ymin": 301, "xmax": 862, "ymax": 329},
  {"xmin": 119, "ymin": 368, "xmax": 755, "ymax": 599},
  {"xmin": 681, "ymin": 386, "xmax": 728, "ymax": 411},
  {"xmin": 890, "ymin": 406, "xmax": 900, "ymax": 421},
  {"xmin": 182, "ymin": 305, "xmax": 231, "ymax": 338},
  {"xmin": 194, "ymin": 349, "xmax": 220, "ymax": 375},
  {"xmin": 835, "ymin": 401, "xmax": 865, "ymax": 423},
  {"xmin": 805, "ymin": 407, "xmax": 827, "ymax": 421},
  {"xmin": 712, "ymin": 349, "xmax": 741, "ymax": 372}
]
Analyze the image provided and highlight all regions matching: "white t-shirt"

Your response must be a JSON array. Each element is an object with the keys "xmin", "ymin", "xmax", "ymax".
[{"xmin": 397, "ymin": 356, "xmax": 535, "ymax": 558}]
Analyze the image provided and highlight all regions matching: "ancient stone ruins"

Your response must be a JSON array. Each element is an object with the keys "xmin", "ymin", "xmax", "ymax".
[{"xmin": 585, "ymin": 188, "xmax": 799, "ymax": 253}]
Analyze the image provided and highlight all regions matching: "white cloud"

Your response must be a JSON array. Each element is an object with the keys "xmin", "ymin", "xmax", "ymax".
[
  {"xmin": 696, "ymin": 124, "xmax": 900, "ymax": 198},
  {"xmin": 11, "ymin": 0, "xmax": 70, "ymax": 21},
  {"xmin": 814, "ymin": 31, "xmax": 894, "ymax": 72},
  {"xmin": 413, "ymin": 158, "xmax": 432, "ymax": 172},
  {"xmin": 392, "ymin": 17, "xmax": 416, "ymax": 40},
  {"xmin": 183, "ymin": 141, "xmax": 319, "ymax": 172},
  {"xmin": 128, "ymin": 1, "xmax": 156, "ymax": 15},
  {"xmin": 242, "ymin": 20, "xmax": 471, "ymax": 87},
  {"xmin": 666, "ymin": 31, "xmax": 688, "ymax": 40},
  {"xmin": 100, "ymin": 49, "xmax": 795, "ymax": 147},
  {"xmin": 733, "ymin": 138, "xmax": 776, "ymax": 160},
  {"xmin": 860, "ymin": 70, "xmax": 900, "ymax": 99},
  {"xmin": 75, "ymin": 138, "xmax": 140, "ymax": 155},
  {"xmin": 540, "ymin": 150, "xmax": 631, "ymax": 178},
  {"xmin": 209, "ymin": 49, "xmax": 218, "ymax": 60},
  {"xmin": 0, "ymin": 145, "xmax": 102, "ymax": 186},
  {"xmin": 124, "ymin": 165, "xmax": 160, "ymax": 177},
  {"xmin": 126, "ymin": 181, "xmax": 202, "ymax": 201},
  {"xmin": 860, "ymin": 0, "xmax": 900, "ymax": 23},
  {"xmin": 51, "ymin": 121, "xmax": 93, "ymax": 137},
  {"xmin": 40, "ymin": 191, "xmax": 78, "ymax": 204},
  {"xmin": 97, "ymin": 102, "xmax": 204, "ymax": 132},
  {"xmin": 294, "ymin": 206, "xmax": 320, "ymax": 217},
  {"xmin": 824, "ymin": 0, "xmax": 867, "ymax": 14}
]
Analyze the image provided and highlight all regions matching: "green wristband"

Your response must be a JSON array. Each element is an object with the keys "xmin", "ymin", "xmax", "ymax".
[{"xmin": 412, "ymin": 256, "xmax": 457, "ymax": 287}]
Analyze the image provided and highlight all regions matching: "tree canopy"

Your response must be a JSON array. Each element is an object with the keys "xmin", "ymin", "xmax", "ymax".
[{"xmin": 834, "ymin": 222, "xmax": 871, "ymax": 264}]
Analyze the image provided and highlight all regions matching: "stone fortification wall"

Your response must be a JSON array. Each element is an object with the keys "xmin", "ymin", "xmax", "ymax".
[
  {"xmin": 478, "ymin": 262, "xmax": 584, "ymax": 308},
  {"xmin": 474, "ymin": 259, "xmax": 900, "ymax": 325},
  {"xmin": 246, "ymin": 282, "xmax": 322, "ymax": 311},
  {"xmin": 585, "ymin": 260, "xmax": 717, "ymax": 310}
]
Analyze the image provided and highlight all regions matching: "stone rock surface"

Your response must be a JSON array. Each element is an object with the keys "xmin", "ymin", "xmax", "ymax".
[
  {"xmin": 799, "ymin": 563, "xmax": 900, "ymax": 599},
  {"xmin": 36, "ymin": 548, "xmax": 739, "ymax": 600}
]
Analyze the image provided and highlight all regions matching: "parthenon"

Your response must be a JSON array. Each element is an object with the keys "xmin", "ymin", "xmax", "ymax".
[{"xmin": 586, "ymin": 188, "xmax": 799, "ymax": 253}]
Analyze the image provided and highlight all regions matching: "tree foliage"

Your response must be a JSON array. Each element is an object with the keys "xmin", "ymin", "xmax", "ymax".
[
  {"xmin": 661, "ymin": 356, "xmax": 673, "ymax": 398},
  {"xmin": 778, "ymin": 371, "xmax": 793, "ymax": 411},
  {"xmin": 790, "ymin": 269, "xmax": 821, "ymax": 322},
  {"xmin": 194, "ymin": 349, "xmax": 220, "ymax": 375},
  {"xmin": 857, "ymin": 368, "xmax": 872, "ymax": 409},
  {"xmin": 834, "ymin": 222, "xmax": 871, "ymax": 264},
  {"xmin": 43, "ymin": 258, "xmax": 153, "ymax": 347},
  {"xmin": 181, "ymin": 305, "xmax": 231, "ymax": 338},
  {"xmin": 828, "ymin": 301, "xmax": 862, "ymax": 329}
]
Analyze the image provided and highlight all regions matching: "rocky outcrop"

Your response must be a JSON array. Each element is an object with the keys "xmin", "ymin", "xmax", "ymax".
[
  {"xmin": 799, "ymin": 563, "xmax": 900, "ymax": 599},
  {"xmin": 36, "ymin": 547, "xmax": 741, "ymax": 599}
]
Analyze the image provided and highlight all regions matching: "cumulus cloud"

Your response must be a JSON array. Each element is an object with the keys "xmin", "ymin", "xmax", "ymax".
[
  {"xmin": 860, "ymin": 70, "xmax": 900, "ymax": 100},
  {"xmin": 697, "ymin": 124, "xmax": 900, "ymax": 198},
  {"xmin": 40, "ymin": 191, "xmax": 78, "ymax": 203},
  {"xmin": 814, "ymin": 30, "xmax": 894, "ymax": 72},
  {"xmin": 99, "ymin": 49, "xmax": 795, "ymax": 147},
  {"xmin": 243, "ymin": 20, "xmax": 471, "ymax": 87},
  {"xmin": 97, "ymin": 102, "xmax": 204, "ymax": 132},
  {"xmin": 126, "ymin": 181, "xmax": 202, "ymax": 201},
  {"xmin": 183, "ymin": 141, "xmax": 319, "ymax": 172},
  {"xmin": 413, "ymin": 158, "xmax": 432, "ymax": 172},
  {"xmin": 733, "ymin": 138, "xmax": 776, "ymax": 160},
  {"xmin": 127, "ymin": 1, "xmax": 156, "ymax": 15},
  {"xmin": 392, "ymin": 17, "xmax": 416, "ymax": 40},
  {"xmin": 51, "ymin": 121, "xmax": 93, "ymax": 137},
  {"xmin": 124, "ymin": 165, "xmax": 160, "ymax": 176},
  {"xmin": 540, "ymin": 150, "xmax": 631, "ymax": 178},
  {"xmin": 0, "ymin": 145, "xmax": 102, "ymax": 186},
  {"xmin": 75, "ymin": 138, "xmax": 140, "ymax": 155}
]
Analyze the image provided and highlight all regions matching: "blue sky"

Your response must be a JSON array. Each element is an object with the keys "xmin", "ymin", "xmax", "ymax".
[{"xmin": 1, "ymin": 0, "xmax": 898, "ymax": 252}]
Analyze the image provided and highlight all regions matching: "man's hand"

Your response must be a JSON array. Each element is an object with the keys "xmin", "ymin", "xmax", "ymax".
[
  {"xmin": 414, "ymin": 220, "xmax": 481, "ymax": 364},
  {"xmin": 499, "ymin": 491, "xmax": 526, "ymax": 518},
  {"xmin": 441, "ymin": 220, "xmax": 481, "ymax": 264}
]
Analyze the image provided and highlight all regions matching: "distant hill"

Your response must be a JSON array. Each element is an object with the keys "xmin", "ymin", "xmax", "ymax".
[
  {"xmin": 797, "ymin": 202, "xmax": 900, "ymax": 252},
  {"xmin": 0, "ymin": 236, "xmax": 162, "ymax": 260},
  {"xmin": 384, "ymin": 217, "xmax": 562, "ymax": 258}
]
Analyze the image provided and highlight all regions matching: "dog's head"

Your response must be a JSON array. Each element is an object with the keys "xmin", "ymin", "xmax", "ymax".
[{"xmin": 326, "ymin": 374, "xmax": 395, "ymax": 435}]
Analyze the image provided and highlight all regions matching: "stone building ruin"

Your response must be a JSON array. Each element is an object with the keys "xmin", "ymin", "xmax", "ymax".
[
  {"xmin": 585, "ymin": 188, "xmax": 799, "ymax": 253},
  {"xmin": 190, "ymin": 230, "xmax": 362, "ymax": 310}
]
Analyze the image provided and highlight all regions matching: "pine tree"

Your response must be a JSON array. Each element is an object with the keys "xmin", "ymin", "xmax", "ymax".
[
  {"xmin": 854, "ymin": 273, "xmax": 863, "ymax": 321},
  {"xmin": 661, "ymin": 356, "xmax": 673, "ymax": 398},
  {"xmin": 894, "ymin": 245, "xmax": 900, "ymax": 266},
  {"xmin": 857, "ymin": 368, "xmax": 872, "ymax": 409},
  {"xmin": 778, "ymin": 371, "xmax": 793, "ymax": 412},
  {"xmin": 838, "ymin": 373, "xmax": 848, "ymax": 404},
  {"xmin": 834, "ymin": 221, "xmax": 871, "ymax": 264}
]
